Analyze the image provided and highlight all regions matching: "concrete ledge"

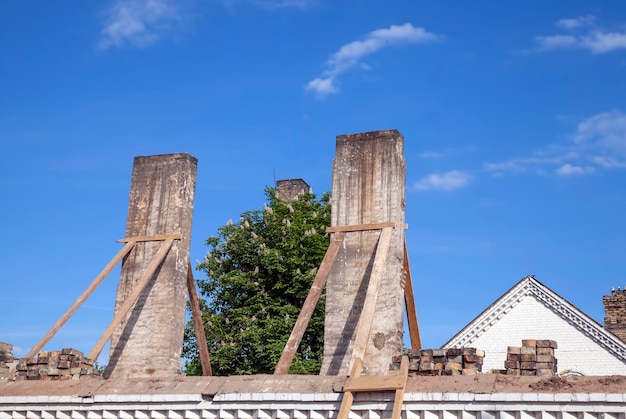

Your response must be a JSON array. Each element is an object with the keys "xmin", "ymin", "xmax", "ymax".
[{"xmin": 2, "ymin": 375, "xmax": 626, "ymax": 418}]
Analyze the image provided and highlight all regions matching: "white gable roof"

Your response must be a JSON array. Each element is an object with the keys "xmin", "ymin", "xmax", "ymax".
[{"xmin": 442, "ymin": 275, "xmax": 626, "ymax": 375}]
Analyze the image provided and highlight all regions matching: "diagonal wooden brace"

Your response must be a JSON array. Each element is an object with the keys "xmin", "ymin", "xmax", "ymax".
[
  {"xmin": 88, "ymin": 238, "xmax": 175, "ymax": 361},
  {"xmin": 26, "ymin": 241, "xmax": 137, "ymax": 359},
  {"xmin": 274, "ymin": 231, "xmax": 347, "ymax": 374},
  {"xmin": 187, "ymin": 261, "xmax": 212, "ymax": 376},
  {"xmin": 348, "ymin": 226, "xmax": 394, "ymax": 373}
]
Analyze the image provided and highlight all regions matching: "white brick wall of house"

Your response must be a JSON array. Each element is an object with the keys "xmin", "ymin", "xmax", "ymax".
[{"xmin": 454, "ymin": 296, "xmax": 626, "ymax": 375}]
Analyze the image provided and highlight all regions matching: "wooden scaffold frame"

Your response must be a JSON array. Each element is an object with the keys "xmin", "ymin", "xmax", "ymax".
[
  {"xmin": 273, "ymin": 222, "xmax": 421, "ymax": 419},
  {"xmin": 25, "ymin": 233, "xmax": 213, "ymax": 376}
]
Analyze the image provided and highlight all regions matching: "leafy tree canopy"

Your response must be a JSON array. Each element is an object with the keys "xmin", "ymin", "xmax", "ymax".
[{"xmin": 183, "ymin": 187, "xmax": 331, "ymax": 375}]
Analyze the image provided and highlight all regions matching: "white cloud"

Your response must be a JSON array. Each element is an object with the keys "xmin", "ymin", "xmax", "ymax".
[
  {"xmin": 534, "ymin": 35, "xmax": 578, "ymax": 51},
  {"xmin": 99, "ymin": 0, "xmax": 180, "ymax": 49},
  {"xmin": 581, "ymin": 31, "xmax": 626, "ymax": 54},
  {"xmin": 305, "ymin": 77, "xmax": 339, "ymax": 98},
  {"xmin": 591, "ymin": 156, "xmax": 626, "ymax": 168},
  {"xmin": 486, "ymin": 109, "xmax": 626, "ymax": 177},
  {"xmin": 534, "ymin": 32, "xmax": 626, "ymax": 54},
  {"xmin": 221, "ymin": 0, "xmax": 316, "ymax": 9},
  {"xmin": 573, "ymin": 109, "xmax": 626, "ymax": 152},
  {"xmin": 556, "ymin": 164, "xmax": 594, "ymax": 176},
  {"xmin": 306, "ymin": 23, "xmax": 441, "ymax": 97},
  {"xmin": 413, "ymin": 170, "xmax": 472, "ymax": 192},
  {"xmin": 11, "ymin": 346, "xmax": 27, "ymax": 358},
  {"xmin": 529, "ymin": 16, "xmax": 626, "ymax": 54},
  {"xmin": 556, "ymin": 15, "xmax": 596, "ymax": 30},
  {"xmin": 484, "ymin": 150, "xmax": 578, "ymax": 174},
  {"xmin": 417, "ymin": 151, "xmax": 446, "ymax": 159},
  {"xmin": 255, "ymin": 0, "xmax": 316, "ymax": 9}
]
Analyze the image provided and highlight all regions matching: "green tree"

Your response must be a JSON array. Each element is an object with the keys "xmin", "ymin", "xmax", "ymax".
[{"xmin": 183, "ymin": 187, "xmax": 331, "ymax": 375}]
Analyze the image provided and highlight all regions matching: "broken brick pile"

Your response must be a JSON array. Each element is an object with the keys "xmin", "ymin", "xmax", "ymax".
[
  {"xmin": 504, "ymin": 339, "xmax": 557, "ymax": 376},
  {"xmin": 0, "ymin": 342, "xmax": 14, "ymax": 380},
  {"xmin": 392, "ymin": 348, "xmax": 484, "ymax": 376},
  {"xmin": 15, "ymin": 348, "xmax": 101, "ymax": 381}
]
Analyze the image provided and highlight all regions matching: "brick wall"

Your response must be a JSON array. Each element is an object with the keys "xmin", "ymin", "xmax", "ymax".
[
  {"xmin": 275, "ymin": 179, "xmax": 311, "ymax": 200},
  {"xmin": 15, "ymin": 348, "xmax": 101, "ymax": 381},
  {"xmin": 502, "ymin": 339, "xmax": 558, "ymax": 376},
  {"xmin": 0, "ymin": 342, "xmax": 12, "ymax": 380},
  {"xmin": 391, "ymin": 348, "xmax": 484, "ymax": 376},
  {"xmin": 603, "ymin": 288, "xmax": 626, "ymax": 343}
]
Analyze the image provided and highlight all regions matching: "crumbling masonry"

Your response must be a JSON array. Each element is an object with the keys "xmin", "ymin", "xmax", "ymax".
[
  {"xmin": 321, "ymin": 130, "xmax": 406, "ymax": 376},
  {"xmin": 106, "ymin": 154, "xmax": 197, "ymax": 379},
  {"xmin": 604, "ymin": 288, "xmax": 626, "ymax": 343}
]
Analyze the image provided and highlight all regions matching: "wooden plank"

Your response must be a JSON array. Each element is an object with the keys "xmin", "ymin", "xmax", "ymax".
[
  {"xmin": 274, "ymin": 231, "xmax": 346, "ymax": 374},
  {"xmin": 403, "ymin": 238, "xmax": 421, "ymax": 350},
  {"xmin": 26, "ymin": 241, "xmax": 137, "ymax": 359},
  {"xmin": 187, "ymin": 261, "xmax": 212, "ymax": 376},
  {"xmin": 88, "ymin": 238, "xmax": 175, "ymax": 361},
  {"xmin": 390, "ymin": 356, "xmax": 409, "ymax": 419},
  {"xmin": 343, "ymin": 374, "xmax": 406, "ymax": 391},
  {"xmin": 116, "ymin": 233, "xmax": 182, "ymax": 243},
  {"xmin": 348, "ymin": 226, "xmax": 393, "ymax": 373},
  {"xmin": 325, "ymin": 222, "xmax": 395, "ymax": 233},
  {"xmin": 336, "ymin": 357, "xmax": 363, "ymax": 419}
]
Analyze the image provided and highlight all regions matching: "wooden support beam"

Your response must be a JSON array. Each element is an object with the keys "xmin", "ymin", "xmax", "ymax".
[
  {"xmin": 403, "ymin": 238, "xmax": 421, "ymax": 350},
  {"xmin": 274, "ymin": 231, "xmax": 346, "ymax": 375},
  {"xmin": 326, "ymin": 222, "xmax": 395, "ymax": 233},
  {"xmin": 187, "ymin": 261, "xmax": 212, "ymax": 376},
  {"xmin": 348, "ymin": 226, "xmax": 393, "ymax": 373},
  {"xmin": 338, "ymin": 356, "xmax": 408, "ymax": 419},
  {"xmin": 390, "ymin": 356, "xmax": 409, "ymax": 419},
  {"xmin": 26, "ymin": 241, "xmax": 137, "ymax": 359},
  {"xmin": 343, "ymin": 373, "xmax": 406, "ymax": 391},
  {"xmin": 88, "ymin": 238, "xmax": 175, "ymax": 361},
  {"xmin": 336, "ymin": 357, "xmax": 363, "ymax": 419},
  {"xmin": 116, "ymin": 233, "xmax": 182, "ymax": 243}
]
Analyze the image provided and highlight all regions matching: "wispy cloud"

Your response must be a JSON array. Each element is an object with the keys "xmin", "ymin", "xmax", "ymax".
[
  {"xmin": 591, "ymin": 156, "xmax": 626, "ymax": 169},
  {"xmin": 220, "ymin": 0, "xmax": 316, "ymax": 10},
  {"xmin": 99, "ymin": 0, "xmax": 180, "ymax": 49},
  {"xmin": 573, "ymin": 109, "xmax": 626, "ymax": 151},
  {"xmin": 485, "ymin": 109, "xmax": 626, "ymax": 176},
  {"xmin": 306, "ymin": 23, "xmax": 441, "ymax": 97},
  {"xmin": 556, "ymin": 15, "xmax": 596, "ymax": 30},
  {"xmin": 528, "ymin": 15, "xmax": 626, "ymax": 54},
  {"xmin": 417, "ymin": 151, "xmax": 447, "ymax": 159},
  {"xmin": 253, "ymin": 0, "xmax": 316, "ymax": 9},
  {"xmin": 12, "ymin": 346, "xmax": 27, "ymax": 358},
  {"xmin": 535, "ymin": 32, "xmax": 626, "ymax": 54},
  {"xmin": 556, "ymin": 164, "xmax": 594, "ymax": 176},
  {"xmin": 413, "ymin": 170, "xmax": 472, "ymax": 192},
  {"xmin": 417, "ymin": 145, "xmax": 474, "ymax": 160},
  {"xmin": 484, "ymin": 152, "xmax": 577, "ymax": 173}
]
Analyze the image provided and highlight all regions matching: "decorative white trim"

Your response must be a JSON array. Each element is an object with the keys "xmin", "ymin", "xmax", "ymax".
[
  {"xmin": 442, "ymin": 276, "xmax": 626, "ymax": 360},
  {"xmin": 1, "ymin": 391, "xmax": 625, "ymax": 418}
]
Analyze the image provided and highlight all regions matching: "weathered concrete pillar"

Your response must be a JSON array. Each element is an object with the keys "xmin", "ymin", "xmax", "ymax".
[
  {"xmin": 321, "ymin": 130, "xmax": 405, "ymax": 376},
  {"xmin": 106, "ymin": 153, "xmax": 197, "ymax": 378}
]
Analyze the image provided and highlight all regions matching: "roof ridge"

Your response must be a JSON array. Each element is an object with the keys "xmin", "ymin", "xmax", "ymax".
[{"xmin": 442, "ymin": 276, "xmax": 626, "ymax": 361}]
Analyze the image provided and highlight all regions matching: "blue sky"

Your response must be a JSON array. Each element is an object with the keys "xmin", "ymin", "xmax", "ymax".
[{"xmin": 2, "ymin": 0, "xmax": 626, "ymax": 366}]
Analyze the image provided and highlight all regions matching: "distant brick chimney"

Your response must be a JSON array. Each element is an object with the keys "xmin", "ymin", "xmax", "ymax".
[
  {"xmin": 603, "ymin": 288, "xmax": 626, "ymax": 343},
  {"xmin": 275, "ymin": 179, "xmax": 311, "ymax": 200}
]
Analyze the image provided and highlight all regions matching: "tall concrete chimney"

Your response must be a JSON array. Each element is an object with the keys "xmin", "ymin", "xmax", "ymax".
[
  {"xmin": 106, "ymin": 153, "xmax": 197, "ymax": 378},
  {"xmin": 321, "ymin": 129, "xmax": 405, "ymax": 376},
  {"xmin": 604, "ymin": 288, "xmax": 626, "ymax": 343}
]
